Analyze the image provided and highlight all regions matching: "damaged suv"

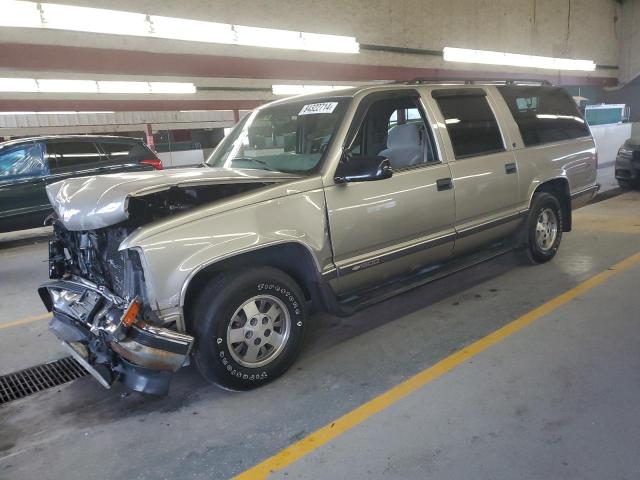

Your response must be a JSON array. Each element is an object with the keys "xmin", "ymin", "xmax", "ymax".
[{"xmin": 39, "ymin": 81, "xmax": 598, "ymax": 394}]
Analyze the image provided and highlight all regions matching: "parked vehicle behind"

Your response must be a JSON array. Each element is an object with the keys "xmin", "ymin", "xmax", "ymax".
[
  {"xmin": 615, "ymin": 137, "xmax": 640, "ymax": 189},
  {"xmin": 0, "ymin": 135, "xmax": 162, "ymax": 233},
  {"xmin": 38, "ymin": 80, "xmax": 598, "ymax": 395}
]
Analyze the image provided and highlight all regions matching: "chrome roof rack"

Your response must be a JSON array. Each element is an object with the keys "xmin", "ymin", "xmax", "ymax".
[{"xmin": 405, "ymin": 78, "xmax": 553, "ymax": 86}]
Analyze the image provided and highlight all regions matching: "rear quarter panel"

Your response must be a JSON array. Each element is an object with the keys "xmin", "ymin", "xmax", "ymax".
[{"xmin": 514, "ymin": 137, "xmax": 597, "ymax": 210}]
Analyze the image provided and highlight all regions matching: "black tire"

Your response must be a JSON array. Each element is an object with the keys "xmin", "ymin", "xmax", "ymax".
[
  {"xmin": 617, "ymin": 179, "xmax": 637, "ymax": 190},
  {"xmin": 516, "ymin": 192, "xmax": 563, "ymax": 265},
  {"xmin": 191, "ymin": 267, "xmax": 306, "ymax": 390}
]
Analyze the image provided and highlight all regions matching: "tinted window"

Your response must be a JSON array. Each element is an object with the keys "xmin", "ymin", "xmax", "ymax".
[
  {"xmin": 498, "ymin": 86, "xmax": 590, "ymax": 146},
  {"xmin": 99, "ymin": 141, "xmax": 156, "ymax": 163},
  {"xmin": 434, "ymin": 92, "xmax": 505, "ymax": 158},
  {"xmin": 99, "ymin": 142, "xmax": 135, "ymax": 160},
  {"xmin": 351, "ymin": 95, "xmax": 439, "ymax": 169},
  {"xmin": 47, "ymin": 141, "xmax": 103, "ymax": 171},
  {"xmin": 0, "ymin": 143, "xmax": 47, "ymax": 179}
]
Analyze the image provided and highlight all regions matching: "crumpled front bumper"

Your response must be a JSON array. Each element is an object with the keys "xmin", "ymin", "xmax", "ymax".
[{"xmin": 38, "ymin": 278, "xmax": 194, "ymax": 395}]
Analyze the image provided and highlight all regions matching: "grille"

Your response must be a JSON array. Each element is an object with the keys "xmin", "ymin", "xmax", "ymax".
[{"xmin": 0, "ymin": 357, "xmax": 87, "ymax": 404}]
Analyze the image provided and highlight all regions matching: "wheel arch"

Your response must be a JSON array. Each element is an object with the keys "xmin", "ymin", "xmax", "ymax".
[
  {"xmin": 181, "ymin": 242, "xmax": 326, "ymax": 331},
  {"xmin": 530, "ymin": 177, "xmax": 572, "ymax": 232}
]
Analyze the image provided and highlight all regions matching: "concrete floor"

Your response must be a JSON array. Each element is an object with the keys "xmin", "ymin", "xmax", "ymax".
[
  {"xmin": 273, "ymin": 258, "xmax": 640, "ymax": 480},
  {"xmin": 0, "ymin": 187, "xmax": 639, "ymax": 480}
]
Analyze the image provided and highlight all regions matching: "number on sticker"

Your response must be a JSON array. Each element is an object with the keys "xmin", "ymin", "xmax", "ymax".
[{"xmin": 299, "ymin": 102, "xmax": 339, "ymax": 116}]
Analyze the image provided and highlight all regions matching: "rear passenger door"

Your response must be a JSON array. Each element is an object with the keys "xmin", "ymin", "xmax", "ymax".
[
  {"xmin": 0, "ymin": 142, "xmax": 50, "ymax": 230},
  {"xmin": 430, "ymin": 88, "xmax": 520, "ymax": 255}
]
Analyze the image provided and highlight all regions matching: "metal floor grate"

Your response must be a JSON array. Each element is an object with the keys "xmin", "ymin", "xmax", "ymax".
[{"xmin": 0, "ymin": 356, "xmax": 87, "ymax": 404}]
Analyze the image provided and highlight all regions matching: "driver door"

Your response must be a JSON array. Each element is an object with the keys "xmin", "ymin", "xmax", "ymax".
[{"xmin": 324, "ymin": 91, "xmax": 456, "ymax": 294}]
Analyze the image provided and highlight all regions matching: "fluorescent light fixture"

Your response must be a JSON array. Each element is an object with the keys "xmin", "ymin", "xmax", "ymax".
[
  {"xmin": 443, "ymin": 47, "xmax": 596, "ymax": 72},
  {"xmin": 302, "ymin": 32, "xmax": 359, "ymax": 53},
  {"xmin": 0, "ymin": 78, "xmax": 39, "ymax": 92},
  {"xmin": 41, "ymin": 3, "xmax": 148, "ymax": 36},
  {"xmin": 0, "ymin": 78, "xmax": 195, "ymax": 94},
  {"xmin": 235, "ymin": 25, "xmax": 301, "ymax": 49},
  {"xmin": 445, "ymin": 118, "xmax": 461, "ymax": 124},
  {"xmin": 0, "ymin": 0, "xmax": 40, "ymax": 27},
  {"xmin": 37, "ymin": 79, "xmax": 98, "ymax": 93},
  {"xmin": 149, "ymin": 82, "xmax": 197, "ymax": 94},
  {"xmin": 272, "ymin": 85, "xmax": 354, "ymax": 96},
  {"xmin": 0, "ymin": 1, "xmax": 359, "ymax": 53},
  {"xmin": 150, "ymin": 15, "xmax": 234, "ymax": 43},
  {"xmin": 98, "ymin": 81, "xmax": 150, "ymax": 94}
]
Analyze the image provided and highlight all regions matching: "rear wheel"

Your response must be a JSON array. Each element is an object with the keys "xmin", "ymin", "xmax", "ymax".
[
  {"xmin": 516, "ymin": 192, "xmax": 563, "ymax": 265},
  {"xmin": 191, "ymin": 267, "xmax": 306, "ymax": 390}
]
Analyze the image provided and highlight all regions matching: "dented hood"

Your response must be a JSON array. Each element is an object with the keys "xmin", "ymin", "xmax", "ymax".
[{"xmin": 46, "ymin": 167, "xmax": 298, "ymax": 231}]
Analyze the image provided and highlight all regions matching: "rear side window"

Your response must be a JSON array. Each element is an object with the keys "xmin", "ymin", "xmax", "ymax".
[
  {"xmin": 47, "ymin": 141, "xmax": 103, "ymax": 171},
  {"xmin": 498, "ymin": 86, "xmax": 590, "ymax": 147},
  {"xmin": 0, "ymin": 143, "xmax": 47, "ymax": 178},
  {"xmin": 432, "ymin": 90, "xmax": 505, "ymax": 159},
  {"xmin": 99, "ymin": 142, "xmax": 136, "ymax": 161},
  {"xmin": 99, "ymin": 141, "xmax": 154, "ymax": 162}
]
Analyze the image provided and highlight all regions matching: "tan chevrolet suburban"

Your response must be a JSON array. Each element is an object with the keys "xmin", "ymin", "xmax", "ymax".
[{"xmin": 39, "ymin": 80, "xmax": 598, "ymax": 394}]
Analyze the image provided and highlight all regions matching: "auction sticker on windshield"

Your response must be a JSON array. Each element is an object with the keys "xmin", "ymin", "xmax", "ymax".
[{"xmin": 299, "ymin": 102, "xmax": 339, "ymax": 115}]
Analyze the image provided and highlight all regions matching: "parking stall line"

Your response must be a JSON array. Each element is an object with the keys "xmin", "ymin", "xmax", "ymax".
[
  {"xmin": 0, "ymin": 312, "xmax": 51, "ymax": 330},
  {"xmin": 234, "ymin": 250, "xmax": 640, "ymax": 480}
]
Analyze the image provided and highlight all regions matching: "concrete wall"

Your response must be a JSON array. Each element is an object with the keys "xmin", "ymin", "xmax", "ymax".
[{"xmin": 619, "ymin": 0, "xmax": 640, "ymax": 83}]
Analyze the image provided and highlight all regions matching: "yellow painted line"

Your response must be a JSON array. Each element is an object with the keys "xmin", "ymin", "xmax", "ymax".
[
  {"xmin": 235, "ymin": 251, "xmax": 640, "ymax": 480},
  {"xmin": 0, "ymin": 312, "xmax": 51, "ymax": 330}
]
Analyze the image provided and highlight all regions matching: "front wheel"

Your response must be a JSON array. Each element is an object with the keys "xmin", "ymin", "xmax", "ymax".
[
  {"xmin": 191, "ymin": 267, "xmax": 306, "ymax": 390},
  {"xmin": 516, "ymin": 192, "xmax": 563, "ymax": 265}
]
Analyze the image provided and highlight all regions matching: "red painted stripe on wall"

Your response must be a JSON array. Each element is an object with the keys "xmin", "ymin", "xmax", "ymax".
[{"xmin": 0, "ymin": 43, "xmax": 618, "ymax": 87}]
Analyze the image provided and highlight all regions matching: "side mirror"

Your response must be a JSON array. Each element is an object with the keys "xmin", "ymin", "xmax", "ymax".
[{"xmin": 334, "ymin": 155, "xmax": 393, "ymax": 184}]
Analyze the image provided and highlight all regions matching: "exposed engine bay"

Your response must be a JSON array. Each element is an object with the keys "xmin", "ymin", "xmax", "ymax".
[
  {"xmin": 126, "ymin": 183, "xmax": 269, "ymax": 225},
  {"xmin": 48, "ymin": 182, "xmax": 271, "ymax": 302}
]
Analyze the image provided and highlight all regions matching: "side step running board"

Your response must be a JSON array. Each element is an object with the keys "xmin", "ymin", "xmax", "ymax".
[{"xmin": 322, "ymin": 241, "xmax": 515, "ymax": 317}]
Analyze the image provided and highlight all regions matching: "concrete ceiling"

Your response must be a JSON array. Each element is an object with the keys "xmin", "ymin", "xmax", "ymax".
[{"xmin": 0, "ymin": 0, "xmax": 629, "ymax": 113}]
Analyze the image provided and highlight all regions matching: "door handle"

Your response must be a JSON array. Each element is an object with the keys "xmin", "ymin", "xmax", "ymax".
[
  {"xmin": 436, "ymin": 178, "xmax": 453, "ymax": 191},
  {"xmin": 505, "ymin": 162, "xmax": 518, "ymax": 174}
]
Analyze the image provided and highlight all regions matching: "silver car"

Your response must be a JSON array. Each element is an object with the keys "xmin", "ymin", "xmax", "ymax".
[{"xmin": 39, "ymin": 80, "xmax": 598, "ymax": 394}]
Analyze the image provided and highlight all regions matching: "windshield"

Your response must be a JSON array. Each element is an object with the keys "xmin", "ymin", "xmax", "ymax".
[{"xmin": 206, "ymin": 98, "xmax": 349, "ymax": 173}]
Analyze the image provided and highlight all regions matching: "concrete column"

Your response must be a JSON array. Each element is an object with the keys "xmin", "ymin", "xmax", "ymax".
[
  {"xmin": 145, "ymin": 123, "xmax": 155, "ymax": 151},
  {"xmin": 619, "ymin": 0, "xmax": 640, "ymax": 83}
]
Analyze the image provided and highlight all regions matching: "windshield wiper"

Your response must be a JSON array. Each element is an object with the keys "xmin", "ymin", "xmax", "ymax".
[{"xmin": 231, "ymin": 157, "xmax": 277, "ymax": 171}]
